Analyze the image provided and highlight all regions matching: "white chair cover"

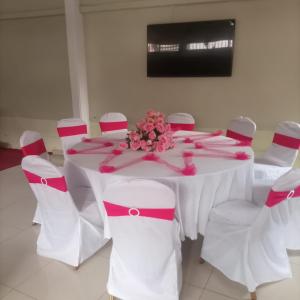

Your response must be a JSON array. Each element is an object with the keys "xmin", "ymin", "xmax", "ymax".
[
  {"xmin": 99, "ymin": 112, "xmax": 128, "ymax": 136},
  {"xmin": 226, "ymin": 116, "xmax": 256, "ymax": 144},
  {"xmin": 201, "ymin": 168, "xmax": 300, "ymax": 292},
  {"xmin": 255, "ymin": 121, "xmax": 300, "ymax": 167},
  {"xmin": 166, "ymin": 113, "xmax": 195, "ymax": 131},
  {"xmin": 22, "ymin": 155, "xmax": 108, "ymax": 267},
  {"xmin": 57, "ymin": 118, "xmax": 88, "ymax": 158},
  {"xmin": 20, "ymin": 130, "xmax": 49, "ymax": 224},
  {"xmin": 103, "ymin": 179, "xmax": 182, "ymax": 300}
]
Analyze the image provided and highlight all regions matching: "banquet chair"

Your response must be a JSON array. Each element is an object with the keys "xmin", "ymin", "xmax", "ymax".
[
  {"xmin": 22, "ymin": 155, "xmax": 108, "ymax": 267},
  {"xmin": 20, "ymin": 130, "xmax": 49, "ymax": 224},
  {"xmin": 255, "ymin": 121, "xmax": 300, "ymax": 167},
  {"xmin": 253, "ymin": 121, "xmax": 300, "ymax": 204},
  {"xmin": 166, "ymin": 113, "xmax": 195, "ymax": 131},
  {"xmin": 57, "ymin": 118, "xmax": 88, "ymax": 159},
  {"xmin": 99, "ymin": 112, "xmax": 128, "ymax": 137},
  {"xmin": 201, "ymin": 168, "xmax": 300, "ymax": 300},
  {"xmin": 103, "ymin": 179, "xmax": 182, "ymax": 300},
  {"xmin": 226, "ymin": 116, "xmax": 256, "ymax": 145}
]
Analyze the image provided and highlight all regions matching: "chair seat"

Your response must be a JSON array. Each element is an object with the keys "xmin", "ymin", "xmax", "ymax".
[{"xmin": 210, "ymin": 199, "xmax": 261, "ymax": 226}]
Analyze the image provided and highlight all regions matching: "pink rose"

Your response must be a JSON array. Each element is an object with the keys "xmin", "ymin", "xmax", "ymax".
[
  {"xmin": 156, "ymin": 117, "xmax": 164, "ymax": 124},
  {"xmin": 140, "ymin": 140, "xmax": 147, "ymax": 150},
  {"xmin": 130, "ymin": 141, "xmax": 141, "ymax": 151},
  {"xmin": 165, "ymin": 124, "xmax": 171, "ymax": 132},
  {"xmin": 129, "ymin": 131, "xmax": 140, "ymax": 142},
  {"xmin": 146, "ymin": 140, "xmax": 153, "ymax": 146},
  {"xmin": 143, "ymin": 122, "xmax": 155, "ymax": 132},
  {"xmin": 156, "ymin": 142, "xmax": 166, "ymax": 152},
  {"xmin": 156, "ymin": 123, "xmax": 165, "ymax": 133},
  {"xmin": 148, "ymin": 131, "xmax": 156, "ymax": 140},
  {"xmin": 136, "ymin": 121, "xmax": 145, "ymax": 130}
]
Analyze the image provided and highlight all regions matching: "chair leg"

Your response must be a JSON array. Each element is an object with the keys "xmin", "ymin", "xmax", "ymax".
[
  {"xmin": 199, "ymin": 257, "xmax": 205, "ymax": 264},
  {"xmin": 108, "ymin": 295, "xmax": 115, "ymax": 300},
  {"xmin": 250, "ymin": 291, "xmax": 257, "ymax": 300}
]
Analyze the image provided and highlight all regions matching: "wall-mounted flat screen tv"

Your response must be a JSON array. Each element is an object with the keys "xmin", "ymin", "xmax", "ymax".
[{"xmin": 147, "ymin": 19, "xmax": 235, "ymax": 77}]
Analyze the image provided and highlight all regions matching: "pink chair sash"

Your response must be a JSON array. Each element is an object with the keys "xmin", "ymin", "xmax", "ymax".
[
  {"xmin": 57, "ymin": 125, "xmax": 87, "ymax": 137},
  {"xmin": 23, "ymin": 169, "xmax": 68, "ymax": 192},
  {"xmin": 266, "ymin": 185, "xmax": 300, "ymax": 207},
  {"xmin": 103, "ymin": 201, "xmax": 174, "ymax": 221},
  {"xmin": 21, "ymin": 139, "xmax": 47, "ymax": 157},
  {"xmin": 99, "ymin": 121, "xmax": 128, "ymax": 132},
  {"xmin": 169, "ymin": 123, "xmax": 195, "ymax": 131},
  {"xmin": 226, "ymin": 129, "xmax": 253, "ymax": 144},
  {"xmin": 272, "ymin": 133, "xmax": 300, "ymax": 149}
]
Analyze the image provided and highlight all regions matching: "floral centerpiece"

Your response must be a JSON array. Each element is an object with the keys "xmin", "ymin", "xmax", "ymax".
[{"xmin": 124, "ymin": 110, "xmax": 175, "ymax": 152}]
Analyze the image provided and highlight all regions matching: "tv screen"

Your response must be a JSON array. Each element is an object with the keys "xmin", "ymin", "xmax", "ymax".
[{"xmin": 147, "ymin": 19, "xmax": 235, "ymax": 77}]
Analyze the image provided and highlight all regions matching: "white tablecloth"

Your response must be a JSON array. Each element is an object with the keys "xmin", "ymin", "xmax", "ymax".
[{"xmin": 65, "ymin": 131, "xmax": 254, "ymax": 239}]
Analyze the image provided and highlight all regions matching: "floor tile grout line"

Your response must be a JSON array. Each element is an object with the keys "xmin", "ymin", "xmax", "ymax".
[
  {"xmin": 0, "ymin": 285, "xmax": 12, "ymax": 300},
  {"xmin": 204, "ymin": 286, "xmax": 243, "ymax": 300},
  {"xmin": 11, "ymin": 288, "xmax": 38, "ymax": 300}
]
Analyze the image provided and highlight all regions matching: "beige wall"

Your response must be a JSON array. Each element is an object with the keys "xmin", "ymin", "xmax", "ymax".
[
  {"xmin": 84, "ymin": 0, "xmax": 300, "ymax": 129},
  {"xmin": 0, "ymin": 15, "xmax": 72, "ymax": 120}
]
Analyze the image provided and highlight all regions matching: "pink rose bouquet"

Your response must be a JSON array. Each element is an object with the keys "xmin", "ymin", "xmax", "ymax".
[{"xmin": 125, "ymin": 110, "xmax": 175, "ymax": 152}]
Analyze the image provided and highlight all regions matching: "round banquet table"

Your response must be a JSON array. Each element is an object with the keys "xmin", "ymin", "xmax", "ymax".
[{"xmin": 65, "ymin": 131, "xmax": 254, "ymax": 239}]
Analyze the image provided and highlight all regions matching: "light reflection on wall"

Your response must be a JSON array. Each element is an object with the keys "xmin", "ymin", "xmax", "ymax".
[
  {"xmin": 187, "ymin": 40, "xmax": 233, "ymax": 50},
  {"xmin": 148, "ymin": 40, "xmax": 233, "ymax": 52},
  {"xmin": 148, "ymin": 43, "xmax": 179, "ymax": 52}
]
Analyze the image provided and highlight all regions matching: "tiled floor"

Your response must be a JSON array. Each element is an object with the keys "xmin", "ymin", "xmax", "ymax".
[{"xmin": 0, "ymin": 165, "xmax": 300, "ymax": 300}]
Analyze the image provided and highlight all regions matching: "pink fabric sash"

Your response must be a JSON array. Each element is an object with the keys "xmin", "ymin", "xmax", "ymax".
[
  {"xmin": 266, "ymin": 185, "xmax": 300, "ymax": 207},
  {"xmin": 57, "ymin": 125, "xmax": 87, "ymax": 137},
  {"xmin": 226, "ymin": 129, "xmax": 253, "ymax": 144},
  {"xmin": 272, "ymin": 133, "xmax": 300, "ymax": 149},
  {"xmin": 99, "ymin": 121, "xmax": 128, "ymax": 132},
  {"xmin": 21, "ymin": 139, "xmax": 47, "ymax": 157},
  {"xmin": 169, "ymin": 123, "xmax": 195, "ymax": 131},
  {"xmin": 23, "ymin": 169, "xmax": 68, "ymax": 192},
  {"xmin": 103, "ymin": 201, "xmax": 174, "ymax": 220}
]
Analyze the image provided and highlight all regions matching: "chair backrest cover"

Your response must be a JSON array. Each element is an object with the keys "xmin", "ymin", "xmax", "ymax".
[
  {"xmin": 239, "ymin": 169, "xmax": 300, "ymax": 290},
  {"xmin": 260, "ymin": 121, "xmax": 300, "ymax": 167},
  {"xmin": 166, "ymin": 113, "xmax": 195, "ymax": 131},
  {"xmin": 226, "ymin": 116, "xmax": 256, "ymax": 144},
  {"xmin": 21, "ymin": 155, "xmax": 78, "ymax": 255},
  {"xmin": 57, "ymin": 118, "xmax": 88, "ymax": 157},
  {"xmin": 103, "ymin": 179, "xmax": 178, "ymax": 295},
  {"xmin": 20, "ymin": 130, "xmax": 49, "ymax": 160},
  {"xmin": 265, "ymin": 168, "xmax": 300, "ymax": 250},
  {"xmin": 99, "ymin": 112, "xmax": 128, "ymax": 134}
]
